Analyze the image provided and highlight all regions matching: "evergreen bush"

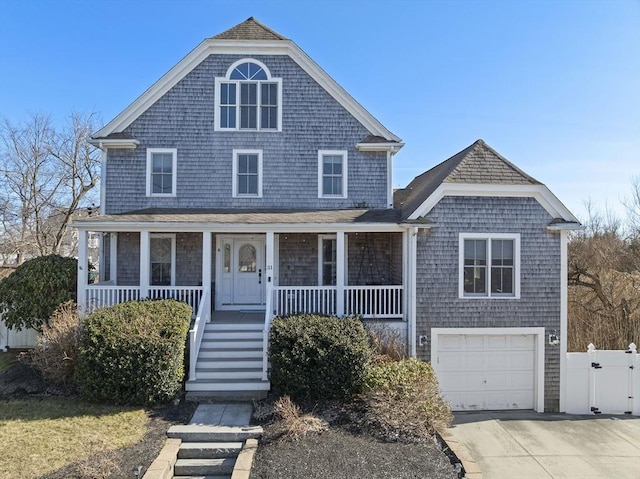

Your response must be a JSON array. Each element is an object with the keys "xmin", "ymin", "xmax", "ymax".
[
  {"xmin": 76, "ymin": 299, "xmax": 191, "ymax": 405},
  {"xmin": 269, "ymin": 314, "xmax": 373, "ymax": 400}
]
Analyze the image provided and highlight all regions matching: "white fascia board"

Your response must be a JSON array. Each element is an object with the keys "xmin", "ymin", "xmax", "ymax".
[
  {"xmin": 408, "ymin": 183, "xmax": 580, "ymax": 223},
  {"xmin": 547, "ymin": 223, "xmax": 584, "ymax": 232},
  {"xmin": 89, "ymin": 139, "xmax": 140, "ymax": 149},
  {"xmin": 356, "ymin": 142, "xmax": 405, "ymax": 153},
  {"xmin": 95, "ymin": 39, "xmax": 401, "ymax": 143},
  {"xmin": 72, "ymin": 221, "xmax": 405, "ymax": 234}
]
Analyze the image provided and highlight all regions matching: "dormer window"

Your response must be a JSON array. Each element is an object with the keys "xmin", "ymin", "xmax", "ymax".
[{"xmin": 215, "ymin": 59, "xmax": 282, "ymax": 132}]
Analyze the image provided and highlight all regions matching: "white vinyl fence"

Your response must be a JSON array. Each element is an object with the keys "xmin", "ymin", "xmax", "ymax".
[
  {"xmin": 566, "ymin": 343, "xmax": 639, "ymax": 415},
  {"xmin": 0, "ymin": 312, "xmax": 38, "ymax": 350}
]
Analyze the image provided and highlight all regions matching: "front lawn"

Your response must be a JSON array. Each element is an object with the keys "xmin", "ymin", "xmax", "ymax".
[
  {"xmin": 0, "ymin": 350, "xmax": 19, "ymax": 372},
  {"xmin": 0, "ymin": 397, "xmax": 148, "ymax": 479}
]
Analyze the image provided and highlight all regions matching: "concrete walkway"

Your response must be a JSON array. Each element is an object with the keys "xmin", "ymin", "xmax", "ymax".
[
  {"xmin": 189, "ymin": 403, "xmax": 253, "ymax": 426},
  {"xmin": 447, "ymin": 411, "xmax": 640, "ymax": 479}
]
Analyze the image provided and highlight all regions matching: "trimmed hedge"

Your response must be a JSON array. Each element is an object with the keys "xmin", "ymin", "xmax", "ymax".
[
  {"xmin": 76, "ymin": 299, "xmax": 192, "ymax": 405},
  {"xmin": 269, "ymin": 314, "xmax": 373, "ymax": 400}
]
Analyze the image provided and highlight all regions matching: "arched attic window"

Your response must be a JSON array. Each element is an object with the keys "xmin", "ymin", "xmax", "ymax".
[{"xmin": 215, "ymin": 59, "xmax": 282, "ymax": 131}]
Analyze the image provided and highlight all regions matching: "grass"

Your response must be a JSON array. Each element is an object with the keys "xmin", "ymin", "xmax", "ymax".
[
  {"xmin": 0, "ymin": 397, "xmax": 148, "ymax": 479},
  {"xmin": 0, "ymin": 350, "xmax": 20, "ymax": 372}
]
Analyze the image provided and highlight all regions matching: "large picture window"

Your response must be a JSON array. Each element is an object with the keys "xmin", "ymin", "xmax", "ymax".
[
  {"xmin": 215, "ymin": 59, "xmax": 282, "ymax": 131},
  {"xmin": 459, "ymin": 233, "xmax": 520, "ymax": 298}
]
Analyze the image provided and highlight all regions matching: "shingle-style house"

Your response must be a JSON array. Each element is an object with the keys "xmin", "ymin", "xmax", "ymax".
[{"xmin": 75, "ymin": 18, "xmax": 581, "ymax": 410}]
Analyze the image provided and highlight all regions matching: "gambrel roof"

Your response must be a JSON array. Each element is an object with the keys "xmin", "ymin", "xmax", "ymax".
[
  {"xmin": 395, "ymin": 139, "xmax": 579, "ymax": 223},
  {"xmin": 93, "ymin": 17, "xmax": 402, "ymax": 145}
]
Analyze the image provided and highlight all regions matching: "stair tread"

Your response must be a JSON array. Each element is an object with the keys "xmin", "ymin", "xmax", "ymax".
[
  {"xmin": 180, "ymin": 441, "xmax": 243, "ymax": 449},
  {"xmin": 175, "ymin": 458, "xmax": 236, "ymax": 465}
]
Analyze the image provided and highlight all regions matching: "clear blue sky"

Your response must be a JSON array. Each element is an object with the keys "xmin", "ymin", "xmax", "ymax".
[{"xmin": 1, "ymin": 0, "xmax": 638, "ymax": 220}]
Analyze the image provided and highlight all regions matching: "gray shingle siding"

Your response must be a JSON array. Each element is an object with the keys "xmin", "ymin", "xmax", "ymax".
[
  {"xmin": 415, "ymin": 196, "xmax": 561, "ymax": 411},
  {"xmin": 104, "ymin": 54, "xmax": 388, "ymax": 214}
]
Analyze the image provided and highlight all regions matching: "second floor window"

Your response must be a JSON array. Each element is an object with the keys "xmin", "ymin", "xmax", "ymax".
[
  {"xmin": 215, "ymin": 60, "xmax": 282, "ymax": 131},
  {"xmin": 233, "ymin": 149, "xmax": 263, "ymax": 197},
  {"xmin": 318, "ymin": 150, "xmax": 348, "ymax": 198},
  {"xmin": 146, "ymin": 148, "xmax": 177, "ymax": 197},
  {"xmin": 459, "ymin": 233, "xmax": 520, "ymax": 298}
]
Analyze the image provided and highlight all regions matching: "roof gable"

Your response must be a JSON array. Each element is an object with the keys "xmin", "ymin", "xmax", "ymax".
[
  {"xmin": 212, "ymin": 17, "xmax": 287, "ymax": 40},
  {"xmin": 93, "ymin": 18, "xmax": 401, "ymax": 144},
  {"xmin": 395, "ymin": 139, "xmax": 578, "ymax": 223}
]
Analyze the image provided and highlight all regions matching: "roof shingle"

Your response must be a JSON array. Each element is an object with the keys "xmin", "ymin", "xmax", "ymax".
[{"xmin": 211, "ymin": 17, "xmax": 287, "ymax": 41}]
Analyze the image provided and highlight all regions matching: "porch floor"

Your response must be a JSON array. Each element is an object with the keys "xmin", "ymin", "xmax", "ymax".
[{"xmin": 210, "ymin": 310, "xmax": 266, "ymax": 325}]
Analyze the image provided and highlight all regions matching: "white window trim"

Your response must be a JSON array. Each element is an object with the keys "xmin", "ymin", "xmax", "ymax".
[
  {"xmin": 317, "ymin": 234, "xmax": 348, "ymax": 286},
  {"xmin": 214, "ymin": 58, "xmax": 283, "ymax": 132},
  {"xmin": 458, "ymin": 233, "xmax": 521, "ymax": 299},
  {"xmin": 318, "ymin": 150, "xmax": 348, "ymax": 199},
  {"xmin": 146, "ymin": 148, "xmax": 177, "ymax": 197},
  {"xmin": 149, "ymin": 233, "xmax": 176, "ymax": 286},
  {"xmin": 232, "ymin": 149, "xmax": 263, "ymax": 198}
]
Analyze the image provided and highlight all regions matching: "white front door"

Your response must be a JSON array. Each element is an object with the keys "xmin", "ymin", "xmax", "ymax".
[{"xmin": 219, "ymin": 237, "xmax": 265, "ymax": 308}]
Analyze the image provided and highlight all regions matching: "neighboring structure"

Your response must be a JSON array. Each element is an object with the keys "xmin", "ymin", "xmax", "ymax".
[{"xmin": 74, "ymin": 18, "xmax": 581, "ymax": 409}]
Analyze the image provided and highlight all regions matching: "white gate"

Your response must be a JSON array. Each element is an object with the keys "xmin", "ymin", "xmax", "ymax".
[{"xmin": 566, "ymin": 343, "xmax": 640, "ymax": 415}]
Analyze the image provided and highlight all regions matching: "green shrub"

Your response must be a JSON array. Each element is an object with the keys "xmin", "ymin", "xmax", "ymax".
[
  {"xmin": 362, "ymin": 358, "xmax": 452, "ymax": 439},
  {"xmin": 0, "ymin": 254, "xmax": 77, "ymax": 332},
  {"xmin": 76, "ymin": 299, "xmax": 191, "ymax": 405},
  {"xmin": 269, "ymin": 314, "xmax": 373, "ymax": 400}
]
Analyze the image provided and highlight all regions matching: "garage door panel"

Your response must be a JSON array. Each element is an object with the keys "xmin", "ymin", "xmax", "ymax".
[{"xmin": 436, "ymin": 333, "xmax": 537, "ymax": 411}]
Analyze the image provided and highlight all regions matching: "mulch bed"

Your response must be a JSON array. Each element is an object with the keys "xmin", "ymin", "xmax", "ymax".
[{"xmin": 250, "ymin": 398, "xmax": 460, "ymax": 479}]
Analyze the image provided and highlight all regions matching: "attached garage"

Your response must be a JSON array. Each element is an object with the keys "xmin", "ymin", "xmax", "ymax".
[{"xmin": 431, "ymin": 328, "xmax": 545, "ymax": 412}]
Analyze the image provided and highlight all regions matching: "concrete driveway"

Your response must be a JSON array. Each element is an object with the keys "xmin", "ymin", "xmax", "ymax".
[{"xmin": 446, "ymin": 411, "xmax": 640, "ymax": 479}]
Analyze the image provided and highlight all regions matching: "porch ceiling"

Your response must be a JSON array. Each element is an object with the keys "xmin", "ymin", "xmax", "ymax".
[{"xmin": 73, "ymin": 207, "xmax": 404, "ymax": 232}]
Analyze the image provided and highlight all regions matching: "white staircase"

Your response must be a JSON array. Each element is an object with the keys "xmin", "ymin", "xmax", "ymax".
[{"xmin": 186, "ymin": 312, "xmax": 270, "ymax": 400}]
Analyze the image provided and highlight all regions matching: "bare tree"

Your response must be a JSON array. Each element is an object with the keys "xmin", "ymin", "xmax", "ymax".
[
  {"xmin": 0, "ymin": 112, "xmax": 100, "ymax": 263},
  {"xmin": 568, "ymin": 183, "xmax": 640, "ymax": 351}
]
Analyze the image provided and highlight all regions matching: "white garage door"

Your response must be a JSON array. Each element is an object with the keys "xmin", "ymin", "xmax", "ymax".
[{"xmin": 435, "ymin": 333, "xmax": 536, "ymax": 411}]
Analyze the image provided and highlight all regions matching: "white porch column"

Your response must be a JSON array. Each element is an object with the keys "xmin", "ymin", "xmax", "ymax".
[
  {"xmin": 265, "ymin": 231, "xmax": 275, "ymax": 319},
  {"xmin": 408, "ymin": 227, "xmax": 418, "ymax": 357},
  {"xmin": 109, "ymin": 233, "xmax": 118, "ymax": 283},
  {"xmin": 77, "ymin": 230, "xmax": 88, "ymax": 316},
  {"xmin": 202, "ymin": 231, "xmax": 212, "ymax": 320},
  {"xmin": 336, "ymin": 231, "xmax": 345, "ymax": 316},
  {"xmin": 139, "ymin": 230, "xmax": 150, "ymax": 299}
]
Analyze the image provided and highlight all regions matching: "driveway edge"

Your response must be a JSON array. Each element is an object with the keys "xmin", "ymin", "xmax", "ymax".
[{"xmin": 439, "ymin": 428, "xmax": 482, "ymax": 479}]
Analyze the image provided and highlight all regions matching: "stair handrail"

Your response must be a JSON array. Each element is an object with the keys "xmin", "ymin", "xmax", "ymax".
[{"xmin": 189, "ymin": 290, "xmax": 210, "ymax": 381}]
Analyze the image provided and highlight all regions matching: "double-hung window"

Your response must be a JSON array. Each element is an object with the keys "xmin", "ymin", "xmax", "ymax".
[
  {"xmin": 232, "ymin": 149, "xmax": 263, "ymax": 197},
  {"xmin": 215, "ymin": 59, "xmax": 282, "ymax": 131},
  {"xmin": 318, "ymin": 235, "xmax": 337, "ymax": 286},
  {"xmin": 146, "ymin": 148, "xmax": 177, "ymax": 197},
  {"xmin": 150, "ymin": 234, "xmax": 175, "ymax": 286},
  {"xmin": 459, "ymin": 233, "xmax": 520, "ymax": 298},
  {"xmin": 318, "ymin": 150, "xmax": 348, "ymax": 198}
]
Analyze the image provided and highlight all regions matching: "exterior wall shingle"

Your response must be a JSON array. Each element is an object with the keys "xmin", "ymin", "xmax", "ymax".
[
  {"xmin": 415, "ymin": 196, "xmax": 561, "ymax": 411},
  {"xmin": 104, "ymin": 54, "xmax": 388, "ymax": 214}
]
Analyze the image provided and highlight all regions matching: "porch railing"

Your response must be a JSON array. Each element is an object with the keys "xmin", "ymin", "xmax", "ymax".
[
  {"xmin": 272, "ymin": 285, "xmax": 403, "ymax": 319},
  {"xmin": 345, "ymin": 285, "xmax": 403, "ymax": 318},
  {"xmin": 84, "ymin": 285, "xmax": 203, "ymax": 313},
  {"xmin": 189, "ymin": 290, "xmax": 210, "ymax": 381},
  {"xmin": 273, "ymin": 286, "xmax": 337, "ymax": 316}
]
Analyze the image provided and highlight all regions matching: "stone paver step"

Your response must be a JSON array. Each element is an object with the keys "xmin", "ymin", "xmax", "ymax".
[
  {"xmin": 168, "ymin": 425, "xmax": 263, "ymax": 442},
  {"xmin": 174, "ymin": 458, "xmax": 235, "ymax": 476},
  {"xmin": 178, "ymin": 441, "xmax": 243, "ymax": 459},
  {"xmin": 173, "ymin": 476, "xmax": 230, "ymax": 479}
]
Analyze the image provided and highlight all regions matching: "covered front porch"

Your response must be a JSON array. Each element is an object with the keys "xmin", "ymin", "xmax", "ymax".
[{"xmin": 74, "ymin": 209, "xmax": 417, "ymax": 394}]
